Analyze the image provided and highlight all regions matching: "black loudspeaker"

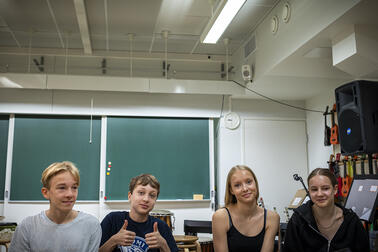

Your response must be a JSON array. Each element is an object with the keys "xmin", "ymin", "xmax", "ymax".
[{"xmin": 335, "ymin": 80, "xmax": 378, "ymax": 155}]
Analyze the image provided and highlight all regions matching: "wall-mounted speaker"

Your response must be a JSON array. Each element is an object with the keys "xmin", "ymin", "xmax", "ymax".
[
  {"xmin": 241, "ymin": 64, "xmax": 252, "ymax": 81},
  {"xmin": 335, "ymin": 80, "xmax": 378, "ymax": 155}
]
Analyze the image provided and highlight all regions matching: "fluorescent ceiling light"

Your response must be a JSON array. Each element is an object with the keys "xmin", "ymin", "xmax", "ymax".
[{"xmin": 201, "ymin": 0, "xmax": 246, "ymax": 44}]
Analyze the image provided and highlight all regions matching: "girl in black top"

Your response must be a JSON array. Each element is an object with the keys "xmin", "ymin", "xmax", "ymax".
[
  {"xmin": 212, "ymin": 165, "xmax": 280, "ymax": 252},
  {"xmin": 283, "ymin": 168, "xmax": 370, "ymax": 252}
]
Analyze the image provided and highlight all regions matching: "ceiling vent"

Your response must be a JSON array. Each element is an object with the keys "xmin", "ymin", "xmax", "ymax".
[{"xmin": 244, "ymin": 34, "xmax": 256, "ymax": 59}]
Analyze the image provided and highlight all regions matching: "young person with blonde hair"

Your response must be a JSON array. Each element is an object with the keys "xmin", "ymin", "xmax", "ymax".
[
  {"xmin": 9, "ymin": 161, "xmax": 101, "ymax": 252},
  {"xmin": 212, "ymin": 165, "xmax": 280, "ymax": 252},
  {"xmin": 283, "ymin": 168, "xmax": 369, "ymax": 252},
  {"xmin": 100, "ymin": 173, "xmax": 178, "ymax": 252}
]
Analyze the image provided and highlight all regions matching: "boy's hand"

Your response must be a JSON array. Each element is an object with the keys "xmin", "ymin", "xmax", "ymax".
[
  {"xmin": 145, "ymin": 222, "xmax": 168, "ymax": 249},
  {"xmin": 112, "ymin": 220, "xmax": 136, "ymax": 246}
]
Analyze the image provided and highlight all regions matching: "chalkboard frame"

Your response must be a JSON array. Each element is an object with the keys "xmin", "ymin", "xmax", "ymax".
[{"xmin": 0, "ymin": 114, "xmax": 9, "ymax": 201}]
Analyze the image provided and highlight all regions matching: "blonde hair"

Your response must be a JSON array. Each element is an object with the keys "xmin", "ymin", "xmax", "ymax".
[
  {"xmin": 41, "ymin": 161, "xmax": 80, "ymax": 188},
  {"xmin": 129, "ymin": 174, "xmax": 160, "ymax": 197},
  {"xmin": 224, "ymin": 165, "xmax": 259, "ymax": 206}
]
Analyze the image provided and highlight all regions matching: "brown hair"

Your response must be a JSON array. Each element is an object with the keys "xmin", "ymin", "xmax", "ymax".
[
  {"xmin": 41, "ymin": 161, "xmax": 80, "ymax": 189},
  {"xmin": 224, "ymin": 165, "xmax": 259, "ymax": 206},
  {"xmin": 129, "ymin": 174, "xmax": 160, "ymax": 197},
  {"xmin": 307, "ymin": 168, "xmax": 337, "ymax": 187}
]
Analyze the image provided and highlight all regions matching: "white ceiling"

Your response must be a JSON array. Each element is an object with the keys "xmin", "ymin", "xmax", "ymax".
[{"xmin": 0, "ymin": 0, "xmax": 377, "ymax": 100}]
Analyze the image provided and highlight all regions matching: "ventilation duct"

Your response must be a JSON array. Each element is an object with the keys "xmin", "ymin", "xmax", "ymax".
[{"xmin": 332, "ymin": 25, "xmax": 378, "ymax": 77}]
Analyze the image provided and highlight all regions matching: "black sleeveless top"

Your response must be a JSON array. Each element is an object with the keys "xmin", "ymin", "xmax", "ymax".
[{"xmin": 225, "ymin": 207, "xmax": 266, "ymax": 252}]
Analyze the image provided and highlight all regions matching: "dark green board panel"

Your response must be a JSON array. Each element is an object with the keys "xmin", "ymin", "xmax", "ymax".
[
  {"xmin": 106, "ymin": 117, "xmax": 210, "ymax": 200},
  {"xmin": 0, "ymin": 115, "xmax": 9, "ymax": 201},
  {"xmin": 10, "ymin": 115, "xmax": 101, "ymax": 201}
]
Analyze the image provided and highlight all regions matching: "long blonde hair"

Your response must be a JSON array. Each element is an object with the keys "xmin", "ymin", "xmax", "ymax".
[{"xmin": 224, "ymin": 165, "xmax": 259, "ymax": 206}]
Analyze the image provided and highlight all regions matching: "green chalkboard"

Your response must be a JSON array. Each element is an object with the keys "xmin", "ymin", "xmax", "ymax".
[
  {"xmin": 0, "ymin": 115, "xmax": 9, "ymax": 201},
  {"xmin": 10, "ymin": 115, "xmax": 101, "ymax": 201},
  {"xmin": 106, "ymin": 117, "xmax": 210, "ymax": 200}
]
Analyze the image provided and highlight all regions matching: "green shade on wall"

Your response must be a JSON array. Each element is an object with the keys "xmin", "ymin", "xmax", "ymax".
[
  {"xmin": 105, "ymin": 117, "xmax": 210, "ymax": 200},
  {"xmin": 10, "ymin": 115, "xmax": 101, "ymax": 201}
]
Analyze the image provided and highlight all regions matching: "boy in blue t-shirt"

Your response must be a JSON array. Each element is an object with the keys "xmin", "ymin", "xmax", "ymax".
[{"xmin": 99, "ymin": 174, "xmax": 178, "ymax": 252}]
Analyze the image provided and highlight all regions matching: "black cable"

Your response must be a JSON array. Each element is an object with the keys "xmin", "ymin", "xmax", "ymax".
[
  {"xmin": 231, "ymin": 80, "xmax": 324, "ymax": 113},
  {"xmin": 293, "ymin": 174, "xmax": 309, "ymax": 196}
]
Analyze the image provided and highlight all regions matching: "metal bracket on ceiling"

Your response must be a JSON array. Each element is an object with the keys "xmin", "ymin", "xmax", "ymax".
[
  {"xmin": 162, "ymin": 61, "xmax": 170, "ymax": 77},
  {"xmin": 101, "ymin": 58, "xmax": 107, "ymax": 74},
  {"xmin": 33, "ymin": 56, "xmax": 44, "ymax": 72},
  {"xmin": 220, "ymin": 63, "xmax": 234, "ymax": 79}
]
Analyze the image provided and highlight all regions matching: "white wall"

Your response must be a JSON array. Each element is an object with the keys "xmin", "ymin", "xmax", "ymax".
[
  {"xmin": 305, "ymin": 88, "xmax": 337, "ymax": 173},
  {"xmin": 216, "ymin": 98, "xmax": 307, "ymax": 220},
  {"xmin": 244, "ymin": 119, "xmax": 308, "ymax": 218},
  {"xmin": 0, "ymin": 88, "xmax": 224, "ymax": 118}
]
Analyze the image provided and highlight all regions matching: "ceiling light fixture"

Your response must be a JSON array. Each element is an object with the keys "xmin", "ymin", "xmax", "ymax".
[{"xmin": 201, "ymin": 0, "xmax": 246, "ymax": 44}]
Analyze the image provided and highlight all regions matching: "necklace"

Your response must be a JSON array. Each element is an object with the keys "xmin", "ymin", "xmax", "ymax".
[
  {"xmin": 314, "ymin": 208, "xmax": 337, "ymax": 229},
  {"xmin": 316, "ymin": 217, "xmax": 336, "ymax": 229}
]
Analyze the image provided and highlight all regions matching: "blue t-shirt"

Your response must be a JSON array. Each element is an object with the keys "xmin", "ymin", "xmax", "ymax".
[{"xmin": 100, "ymin": 211, "xmax": 178, "ymax": 252}]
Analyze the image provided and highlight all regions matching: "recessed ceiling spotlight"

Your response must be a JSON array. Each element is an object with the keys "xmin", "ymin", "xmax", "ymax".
[
  {"xmin": 271, "ymin": 15, "xmax": 279, "ymax": 34},
  {"xmin": 282, "ymin": 2, "xmax": 291, "ymax": 23}
]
